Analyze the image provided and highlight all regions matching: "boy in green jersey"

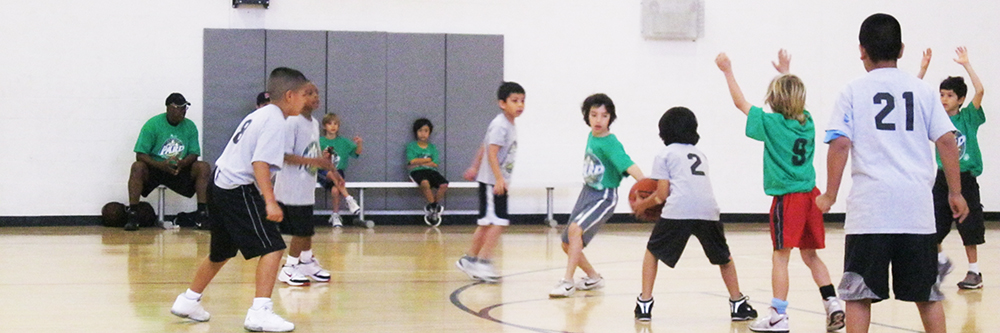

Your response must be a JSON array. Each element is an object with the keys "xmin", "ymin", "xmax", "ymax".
[
  {"xmin": 917, "ymin": 46, "xmax": 987, "ymax": 289},
  {"xmin": 718, "ymin": 50, "xmax": 843, "ymax": 332},
  {"xmin": 318, "ymin": 113, "xmax": 362, "ymax": 226},
  {"xmin": 407, "ymin": 118, "xmax": 450, "ymax": 225}
]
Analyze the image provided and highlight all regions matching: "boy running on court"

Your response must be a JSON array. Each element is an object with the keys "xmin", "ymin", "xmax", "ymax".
[
  {"xmin": 169, "ymin": 67, "xmax": 312, "ymax": 332},
  {"xmin": 549, "ymin": 93, "xmax": 644, "ymax": 298},
  {"xmin": 717, "ymin": 50, "xmax": 844, "ymax": 332},
  {"xmin": 407, "ymin": 118, "xmax": 450, "ymax": 226},
  {"xmin": 318, "ymin": 113, "xmax": 362, "ymax": 227},
  {"xmin": 630, "ymin": 107, "xmax": 757, "ymax": 323},
  {"xmin": 817, "ymin": 13, "xmax": 968, "ymax": 333},
  {"xmin": 917, "ymin": 46, "xmax": 987, "ymax": 290},
  {"xmin": 455, "ymin": 81, "xmax": 524, "ymax": 283},
  {"xmin": 275, "ymin": 82, "xmax": 336, "ymax": 286}
]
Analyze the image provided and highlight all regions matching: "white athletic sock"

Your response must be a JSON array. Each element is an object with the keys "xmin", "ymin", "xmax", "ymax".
[
  {"xmin": 184, "ymin": 289, "xmax": 202, "ymax": 300},
  {"xmin": 938, "ymin": 252, "xmax": 949, "ymax": 264},
  {"xmin": 286, "ymin": 256, "xmax": 299, "ymax": 266},
  {"xmin": 969, "ymin": 263, "xmax": 980, "ymax": 274},
  {"xmin": 300, "ymin": 250, "xmax": 314, "ymax": 262},
  {"xmin": 251, "ymin": 297, "xmax": 271, "ymax": 310}
]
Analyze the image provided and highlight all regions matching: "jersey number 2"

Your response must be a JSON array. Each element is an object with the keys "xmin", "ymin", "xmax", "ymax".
[
  {"xmin": 874, "ymin": 92, "xmax": 914, "ymax": 131},
  {"xmin": 687, "ymin": 153, "xmax": 705, "ymax": 176}
]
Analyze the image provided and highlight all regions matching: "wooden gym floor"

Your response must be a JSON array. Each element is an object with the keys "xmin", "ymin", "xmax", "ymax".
[{"xmin": 0, "ymin": 221, "xmax": 996, "ymax": 332}]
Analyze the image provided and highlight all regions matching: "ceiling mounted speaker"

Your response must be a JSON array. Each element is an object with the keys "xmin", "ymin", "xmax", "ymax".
[{"xmin": 641, "ymin": 0, "xmax": 704, "ymax": 41}]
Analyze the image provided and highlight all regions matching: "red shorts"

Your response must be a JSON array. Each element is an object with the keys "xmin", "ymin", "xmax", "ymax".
[{"xmin": 769, "ymin": 187, "xmax": 825, "ymax": 250}]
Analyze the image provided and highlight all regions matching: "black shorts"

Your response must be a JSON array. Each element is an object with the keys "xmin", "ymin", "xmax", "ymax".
[
  {"xmin": 646, "ymin": 219, "xmax": 732, "ymax": 268},
  {"xmin": 317, "ymin": 169, "xmax": 346, "ymax": 190},
  {"xmin": 141, "ymin": 164, "xmax": 196, "ymax": 197},
  {"xmin": 933, "ymin": 170, "xmax": 985, "ymax": 246},
  {"xmin": 477, "ymin": 182, "xmax": 509, "ymax": 226},
  {"xmin": 208, "ymin": 184, "xmax": 286, "ymax": 262},
  {"xmin": 278, "ymin": 203, "xmax": 315, "ymax": 237},
  {"xmin": 409, "ymin": 169, "xmax": 449, "ymax": 189},
  {"xmin": 839, "ymin": 234, "xmax": 942, "ymax": 303}
]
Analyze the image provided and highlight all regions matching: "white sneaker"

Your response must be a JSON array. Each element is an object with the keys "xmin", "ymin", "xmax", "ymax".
[
  {"xmin": 297, "ymin": 258, "xmax": 331, "ymax": 282},
  {"xmin": 170, "ymin": 293, "xmax": 211, "ymax": 322},
  {"xmin": 244, "ymin": 301, "xmax": 294, "ymax": 332},
  {"xmin": 345, "ymin": 196, "xmax": 361, "ymax": 214},
  {"xmin": 548, "ymin": 279, "xmax": 576, "ymax": 298},
  {"xmin": 575, "ymin": 275, "xmax": 605, "ymax": 291},
  {"xmin": 455, "ymin": 256, "xmax": 478, "ymax": 280},
  {"xmin": 824, "ymin": 297, "xmax": 845, "ymax": 331},
  {"xmin": 277, "ymin": 265, "xmax": 310, "ymax": 286},
  {"xmin": 328, "ymin": 213, "xmax": 343, "ymax": 227},
  {"xmin": 474, "ymin": 260, "xmax": 501, "ymax": 283},
  {"xmin": 749, "ymin": 307, "xmax": 789, "ymax": 333}
]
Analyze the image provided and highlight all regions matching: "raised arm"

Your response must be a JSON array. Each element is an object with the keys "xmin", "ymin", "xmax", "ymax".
[
  {"xmin": 954, "ymin": 47, "xmax": 984, "ymax": 109},
  {"xmin": 771, "ymin": 49, "xmax": 791, "ymax": 75},
  {"xmin": 917, "ymin": 48, "xmax": 932, "ymax": 80},
  {"xmin": 716, "ymin": 53, "xmax": 752, "ymax": 115}
]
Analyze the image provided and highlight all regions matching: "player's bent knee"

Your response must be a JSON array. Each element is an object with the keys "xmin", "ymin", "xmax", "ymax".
[{"xmin": 130, "ymin": 160, "xmax": 149, "ymax": 176}]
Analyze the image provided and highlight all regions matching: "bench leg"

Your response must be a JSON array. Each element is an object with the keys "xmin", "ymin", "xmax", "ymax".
[
  {"xmin": 545, "ymin": 187, "xmax": 557, "ymax": 227},
  {"xmin": 357, "ymin": 188, "xmax": 374, "ymax": 229},
  {"xmin": 157, "ymin": 186, "xmax": 176, "ymax": 229}
]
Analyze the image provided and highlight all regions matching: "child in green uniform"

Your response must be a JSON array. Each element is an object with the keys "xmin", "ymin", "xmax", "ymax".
[
  {"xmin": 717, "ymin": 50, "xmax": 843, "ymax": 332},
  {"xmin": 407, "ymin": 118, "xmax": 450, "ymax": 226},
  {"xmin": 318, "ymin": 113, "xmax": 363, "ymax": 226},
  {"xmin": 917, "ymin": 46, "xmax": 987, "ymax": 289}
]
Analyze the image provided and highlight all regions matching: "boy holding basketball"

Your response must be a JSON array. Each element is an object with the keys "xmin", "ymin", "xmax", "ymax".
[
  {"xmin": 630, "ymin": 107, "xmax": 757, "ymax": 322},
  {"xmin": 169, "ymin": 67, "xmax": 311, "ymax": 332},
  {"xmin": 455, "ymin": 81, "xmax": 524, "ymax": 283},
  {"xmin": 549, "ymin": 93, "xmax": 644, "ymax": 298},
  {"xmin": 717, "ymin": 50, "xmax": 843, "ymax": 332},
  {"xmin": 274, "ymin": 82, "xmax": 337, "ymax": 287},
  {"xmin": 817, "ymin": 13, "xmax": 967, "ymax": 333}
]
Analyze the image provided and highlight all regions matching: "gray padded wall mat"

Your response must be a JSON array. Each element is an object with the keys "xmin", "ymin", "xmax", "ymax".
[
  {"xmin": 265, "ymin": 30, "xmax": 329, "ymax": 119},
  {"xmin": 445, "ymin": 34, "xmax": 505, "ymax": 211},
  {"xmin": 203, "ymin": 29, "xmax": 266, "ymax": 165}
]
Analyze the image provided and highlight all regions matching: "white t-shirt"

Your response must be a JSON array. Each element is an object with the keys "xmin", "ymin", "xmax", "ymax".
[
  {"xmin": 275, "ymin": 114, "xmax": 322, "ymax": 205},
  {"xmin": 650, "ymin": 143, "xmax": 721, "ymax": 221},
  {"xmin": 476, "ymin": 114, "xmax": 517, "ymax": 185},
  {"xmin": 826, "ymin": 67, "xmax": 956, "ymax": 235},
  {"xmin": 214, "ymin": 104, "xmax": 287, "ymax": 189}
]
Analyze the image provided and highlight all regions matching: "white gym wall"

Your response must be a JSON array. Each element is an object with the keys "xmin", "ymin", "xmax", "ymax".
[{"xmin": 0, "ymin": 0, "xmax": 996, "ymax": 217}]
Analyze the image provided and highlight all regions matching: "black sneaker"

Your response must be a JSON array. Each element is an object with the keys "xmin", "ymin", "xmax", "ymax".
[
  {"xmin": 124, "ymin": 208, "xmax": 140, "ymax": 231},
  {"xmin": 194, "ymin": 210, "xmax": 211, "ymax": 230},
  {"xmin": 730, "ymin": 294, "xmax": 758, "ymax": 321},
  {"xmin": 634, "ymin": 296, "xmax": 653, "ymax": 321}
]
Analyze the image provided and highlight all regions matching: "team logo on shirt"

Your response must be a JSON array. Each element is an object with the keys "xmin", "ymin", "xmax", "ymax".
[
  {"xmin": 503, "ymin": 142, "xmax": 517, "ymax": 176},
  {"xmin": 302, "ymin": 141, "xmax": 321, "ymax": 175},
  {"xmin": 158, "ymin": 135, "xmax": 185, "ymax": 160},
  {"xmin": 582, "ymin": 151, "xmax": 605, "ymax": 189},
  {"xmin": 955, "ymin": 130, "xmax": 968, "ymax": 161}
]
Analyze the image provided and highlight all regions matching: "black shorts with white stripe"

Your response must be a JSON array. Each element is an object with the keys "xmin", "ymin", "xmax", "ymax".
[{"xmin": 208, "ymin": 183, "xmax": 286, "ymax": 262}]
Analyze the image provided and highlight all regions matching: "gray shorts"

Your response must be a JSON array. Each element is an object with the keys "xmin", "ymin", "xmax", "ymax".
[{"xmin": 561, "ymin": 186, "xmax": 618, "ymax": 247}]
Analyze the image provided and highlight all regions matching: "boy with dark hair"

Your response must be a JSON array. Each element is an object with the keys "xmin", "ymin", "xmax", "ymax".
[
  {"xmin": 455, "ymin": 81, "xmax": 524, "ymax": 283},
  {"xmin": 549, "ymin": 93, "xmax": 644, "ymax": 298},
  {"xmin": 817, "ymin": 13, "xmax": 968, "ymax": 333},
  {"xmin": 630, "ymin": 107, "xmax": 757, "ymax": 323},
  {"xmin": 170, "ymin": 67, "xmax": 311, "ymax": 332},
  {"xmin": 275, "ymin": 82, "xmax": 337, "ymax": 286},
  {"xmin": 407, "ymin": 118, "xmax": 450, "ymax": 226},
  {"xmin": 917, "ymin": 46, "xmax": 987, "ymax": 290}
]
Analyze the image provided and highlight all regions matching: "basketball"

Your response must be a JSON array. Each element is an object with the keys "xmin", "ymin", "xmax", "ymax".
[
  {"xmin": 134, "ymin": 202, "xmax": 157, "ymax": 227},
  {"xmin": 101, "ymin": 202, "xmax": 128, "ymax": 227},
  {"xmin": 628, "ymin": 178, "xmax": 663, "ymax": 222}
]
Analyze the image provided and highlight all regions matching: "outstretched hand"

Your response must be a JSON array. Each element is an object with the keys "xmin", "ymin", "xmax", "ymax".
[
  {"xmin": 772, "ymin": 49, "xmax": 791, "ymax": 74},
  {"xmin": 921, "ymin": 48, "xmax": 933, "ymax": 69},
  {"xmin": 953, "ymin": 46, "xmax": 970, "ymax": 66},
  {"xmin": 715, "ymin": 53, "xmax": 732, "ymax": 73}
]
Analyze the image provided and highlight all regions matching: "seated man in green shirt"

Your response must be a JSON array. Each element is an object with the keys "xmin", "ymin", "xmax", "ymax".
[{"xmin": 127, "ymin": 93, "xmax": 211, "ymax": 231}]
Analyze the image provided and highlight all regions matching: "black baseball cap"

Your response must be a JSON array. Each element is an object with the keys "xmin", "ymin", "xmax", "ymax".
[
  {"xmin": 165, "ymin": 92, "xmax": 191, "ymax": 106},
  {"xmin": 256, "ymin": 91, "xmax": 270, "ymax": 105}
]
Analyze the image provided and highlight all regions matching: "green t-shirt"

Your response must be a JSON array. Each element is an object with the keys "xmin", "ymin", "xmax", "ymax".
[
  {"xmin": 406, "ymin": 141, "xmax": 439, "ymax": 171},
  {"xmin": 582, "ymin": 133, "xmax": 635, "ymax": 190},
  {"xmin": 745, "ymin": 106, "xmax": 816, "ymax": 195},
  {"xmin": 319, "ymin": 135, "xmax": 359, "ymax": 170},
  {"xmin": 133, "ymin": 113, "xmax": 201, "ymax": 162},
  {"xmin": 936, "ymin": 103, "xmax": 985, "ymax": 176}
]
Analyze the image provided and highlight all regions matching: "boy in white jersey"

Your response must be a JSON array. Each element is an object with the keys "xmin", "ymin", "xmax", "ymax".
[
  {"xmin": 816, "ymin": 13, "xmax": 968, "ymax": 333},
  {"xmin": 455, "ymin": 81, "xmax": 524, "ymax": 283},
  {"xmin": 274, "ymin": 82, "xmax": 337, "ymax": 286},
  {"xmin": 630, "ymin": 107, "xmax": 757, "ymax": 323},
  {"xmin": 169, "ymin": 68, "xmax": 312, "ymax": 332}
]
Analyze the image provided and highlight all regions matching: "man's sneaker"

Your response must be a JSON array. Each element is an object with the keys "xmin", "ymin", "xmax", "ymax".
[
  {"xmin": 345, "ymin": 196, "xmax": 361, "ymax": 214},
  {"xmin": 455, "ymin": 256, "xmax": 478, "ymax": 280},
  {"xmin": 329, "ymin": 213, "xmax": 343, "ymax": 227},
  {"xmin": 548, "ymin": 279, "xmax": 576, "ymax": 298},
  {"xmin": 824, "ymin": 297, "xmax": 845, "ymax": 331},
  {"xmin": 474, "ymin": 260, "xmax": 501, "ymax": 283},
  {"xmin": 749, "ymin": 307, "xmax": 789, "ymax": 333},
  {"xmin": 576, "ymin": 275, "xmax": 605, "ymax": 291},
  {"xmin": 170, "ymin": 293, "xmax": 211, "ymax": 322},
  {"xmin": 277, "ymin": 265, "xmax": 310, "ymax": 286},
  {"xmin": 634, "ymin": 296, "xmax": 654, "ymax": 321},
  {"xmin": 124, "ymin": 208, "xmax": 140, "ymax": 231},
  {"xmin": 244, "ymin": 300, "xmax": 294, "ymax": 332},
  {"xmin": 297, "ymin": 258, "xmax": 331, "ymax": 282},
  {"xmin": 938, "ymin": 257, "xmax": 953, "ymax": 283},
  {"xmin": 730, "ymin": 294, "xmax": 758, "ymax": 321},
  {"xmin": 957, "ymin": 271, "xmax": 984, "ymax": 289}
]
